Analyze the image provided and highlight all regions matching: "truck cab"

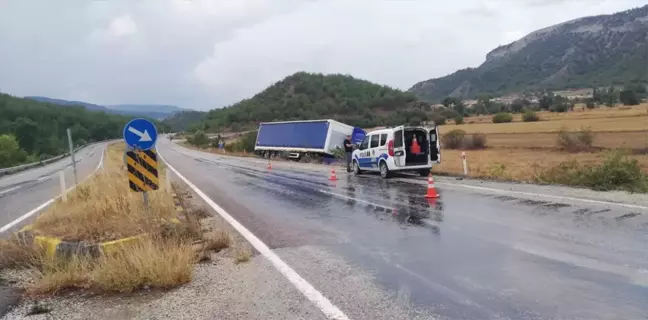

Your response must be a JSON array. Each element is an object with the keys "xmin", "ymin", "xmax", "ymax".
[{"xmin": 352, "ymin": 125, "xmax": 440, "ymax": 178}]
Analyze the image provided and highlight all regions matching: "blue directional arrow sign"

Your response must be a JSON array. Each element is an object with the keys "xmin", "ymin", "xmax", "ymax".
[{"xmin": 123, "ymin": 118, "xmax": 158, "ymax": 150}]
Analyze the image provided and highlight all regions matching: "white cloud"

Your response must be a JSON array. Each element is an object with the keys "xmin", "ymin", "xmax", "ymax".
[
  {"xmin": 108, "ymin": 15, "xmax": 138, "ymax": 37},
  {"xmin": 0, "ymin": 0, "xmax": 645, "ymax": 110}
]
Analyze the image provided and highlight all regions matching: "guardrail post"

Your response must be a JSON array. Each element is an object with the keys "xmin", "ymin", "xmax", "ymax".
[
  {"xmin": 461, "ymin": 152, "xmax": 468, "ymax": 176},
  {"xmin": 67, "ymin": 128, "xmax": 78, "ymax": 185},
  {"xmin": 165, "ymin": 169, "xmax": 172, "ymax": 193},
  {"xmin": 59, "ymin": 171, "xmax": 67, "ymax": 202}
]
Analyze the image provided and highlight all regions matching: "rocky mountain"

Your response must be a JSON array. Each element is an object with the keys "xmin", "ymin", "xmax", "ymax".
[{"xmin": 410, "ymin": 5, "xmax": 648, "ymax": 102}]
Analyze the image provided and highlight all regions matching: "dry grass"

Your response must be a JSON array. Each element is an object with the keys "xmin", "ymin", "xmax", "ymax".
[
  {"xmin": 432, "ymin": 105, "xmax": 648, "ymax": 186},
  {"xmin": 0, "ymin": 238, "xmax": 38, "ymax": 270},
  {"xmin": 31, "ymin": 143, "xmax": 176, "ymax": 242},
  {"xmin": 449, "ymin": 116, "xmax": 648, "ymax": 134},
  {"xmin": 27, "ymin": 237, "xmax": 195, "ymax": 295},
  {"xmin": 435, "ymin": 149, "xmax": 648, "ymax": 181},
  {"xmin": 481, "ymin": 131, "xmax": 648, "ymax": 151},
  {"xmin": 1, "ymin": 142, "xmax": 218, "ymax": 295},
  {"xmin": 233, "ymin": 247, "xmax": 252, "ymax": 264},
  {"xmin": 451, "ymin": 104, "xmax": 648, "ymax": 134}
]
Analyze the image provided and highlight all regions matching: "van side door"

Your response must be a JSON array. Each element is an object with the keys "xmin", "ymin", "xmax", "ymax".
[
  {"xmin": 392, "ymin": 126, "xmax": 406, "ymax": 167},
  {"xmin": 355, "ymin": 135, "xmax": 372, "ymax": 169},
  {"xmin": 368, "ymin": 134, "xmax": 380, "ymax": 168},
  {"xmin": 429, "ymin": 126, "xmax": 441, "ymax": 163}
]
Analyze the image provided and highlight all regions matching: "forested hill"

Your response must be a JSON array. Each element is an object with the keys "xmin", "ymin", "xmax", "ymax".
[
  {"xmin": 162, "ymin": 110, "xmax": 206, "ymax": 132},
  {"xmin": 0, "ymin": 93, "xmax": 168, "ymax": 168},
  {"xmin": 197, "ymin": 72, "xmax": 425, "ymax": 132},
  {"xmin": 410, "ymin": 5, "xmax": 648, "ymax": 101}
]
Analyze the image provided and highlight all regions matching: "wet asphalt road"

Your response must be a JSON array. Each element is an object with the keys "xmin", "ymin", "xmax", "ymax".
[
  {"xmin": 0, "ymin": 143, "xmax": 106, "ymax": 234},
  {"xmin": 159, "ymin": 139, "xmax": 648, "ymax": 320}
]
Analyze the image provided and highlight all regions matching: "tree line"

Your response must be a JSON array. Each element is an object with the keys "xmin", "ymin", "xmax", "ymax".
[{"xmin": 0, "ymin": 92, "xmax": 169, "ymax": 168}]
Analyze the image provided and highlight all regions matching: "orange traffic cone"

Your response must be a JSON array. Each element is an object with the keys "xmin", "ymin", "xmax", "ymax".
[
  {"xmin": 425, "ymin": 173, "xmax": 440, "ymax": 199},
  {"xmin": 267, "ymin": 162, "xmax": 272, "ymax": 170},
  {"xmin": 329, "ymin": 167, "xmax": 338, "ymax": 181}
]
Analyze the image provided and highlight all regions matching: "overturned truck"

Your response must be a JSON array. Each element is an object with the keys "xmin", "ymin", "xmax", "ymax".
[{"xmin": 254, "ymin": 119, "xmax": 366, "ymax": 162}]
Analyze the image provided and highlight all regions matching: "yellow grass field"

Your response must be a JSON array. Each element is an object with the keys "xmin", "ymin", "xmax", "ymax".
[{"xmin": 434, "ymin": 104, "xmax": 648, "ymax": 181}]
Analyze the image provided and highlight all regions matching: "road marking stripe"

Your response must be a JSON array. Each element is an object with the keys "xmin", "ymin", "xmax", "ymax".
[
  {"xmin": 434, "ymin": 182, "xmax": 648, "ymax": 211},
  {"xmin": 0, "ymin": 146, "xmax": 106, "ymax": 234},
  {"xmin": 158, "ymin": 150, "xmax": 350, "ymax": 320},
  {"xmin": 0, "ymin": 186, "xmax": 20, "ymax": 196},
  {"xmin": 36, "ymin": 176, "xmax": 51, "ymax": 182}
]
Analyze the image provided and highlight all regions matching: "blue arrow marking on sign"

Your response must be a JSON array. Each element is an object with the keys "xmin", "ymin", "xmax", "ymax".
[{"xmin": 123, "ymin": 118, "xmax": 158, "ymax": 150}]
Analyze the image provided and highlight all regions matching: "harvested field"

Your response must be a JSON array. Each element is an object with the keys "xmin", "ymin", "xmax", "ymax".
[
  {"xmin": 450, "ymin": 115, "xmax": 647, "ymax": 134},
  {"xmin": 436, "ymin": 149, "xmax": 648, "ymax": 182},
  {"xmin": 434, "ymin": 105, "xmax": 648, "ymax": 185},
  {"xmin": 481, "ymin": 131, "xmax": 648, "ymax": 151}
]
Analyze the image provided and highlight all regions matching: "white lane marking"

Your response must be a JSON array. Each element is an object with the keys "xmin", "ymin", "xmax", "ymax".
[
  {"xmin": 0, "ymin": 146, "xmax": 106, "ymax": 234},
  {"xmin": 434, "ymin": 182, "xmax": 648, "ymax": 211},
  {"xmin": 158, "ymin": 150, "xmax": 350, "ymax": 320},
  {"xmin": 317, "ymin": 189, "xmax": 392, "ymax": 209},
  {"xmin": 36, "ymin": 176, "xmax": 51, "ymax": 183},
  {"xmin": 0, "ymin": 186, "xmax": 20, "ymax": 196}
]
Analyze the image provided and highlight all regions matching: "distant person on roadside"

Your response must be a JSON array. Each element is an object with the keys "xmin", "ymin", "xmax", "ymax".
[{"xmin": 344, "ymin": 135, "xmax": 353, "ymax": 172}]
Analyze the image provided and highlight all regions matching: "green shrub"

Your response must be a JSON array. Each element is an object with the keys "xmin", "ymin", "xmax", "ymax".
[
  {"xmin": 441, "ymin": 129, "xmax": 465, "ymax": 149},
  {"xmin": 464, "ymin": 133, "xmax": 487, "ymax": 149},
  {"xmin": 522, "ymin": 111, "xmax": 540, "ymax": 122},
  {"xmin": 187, "ymin": 131, "xmax": 210, "ymax": 147},
  {"xmin": 224, "ymin": 131, "xmax": 258, "ymax": 152},
  {"xmin": 430, "ymin": 113, "xmax": 447, "ymax": 126},
  {"xmin": 550, "ymin": 103, "xmax": 569, "ymax": 113},
  {"xmin": 454, "ymin": 116, "xmax": 464, "ymax": 125},
  {"xmin": 585, "ymin": 100, "xmax": 596, "ymax": 109},
  {"xmin": 557, "ymin": 127, "xmax": 594, "ymax": 152},
  {"xmin": 492, "ymin": 113, "xmax": 513, "ymax": 123},
  {"xmin": 536, "ymin": 150, "xmax": 648, "ymax": 192}
]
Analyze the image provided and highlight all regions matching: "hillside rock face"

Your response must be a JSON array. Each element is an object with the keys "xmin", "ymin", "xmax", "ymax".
[{"xmin": 410, "ymin": 5, "xmax": 648, "ymax": 102}]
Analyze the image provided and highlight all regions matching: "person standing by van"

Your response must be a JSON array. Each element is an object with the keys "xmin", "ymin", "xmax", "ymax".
[{"xmin": 344, "ymin": 135, "xmax": 354, "ymax": 172}]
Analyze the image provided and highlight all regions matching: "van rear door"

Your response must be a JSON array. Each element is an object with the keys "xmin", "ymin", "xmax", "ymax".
[
  {"xmin": 392, "ymin": 126, "xmax": 406, "ymax": 167},
  {"xmin": 429, "ymin": 126, "xmax": 440, "ymax": 164}
]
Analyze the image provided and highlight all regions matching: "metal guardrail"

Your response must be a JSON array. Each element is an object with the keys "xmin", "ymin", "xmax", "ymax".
[{"xmin": 0, "ymin": 142, "xmax": 98, "ymax": 177}]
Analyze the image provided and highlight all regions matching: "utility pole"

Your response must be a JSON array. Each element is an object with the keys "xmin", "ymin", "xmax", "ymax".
[{"xmin": 67, "ymin": 128, "xmax": 78, "ymax": 185}]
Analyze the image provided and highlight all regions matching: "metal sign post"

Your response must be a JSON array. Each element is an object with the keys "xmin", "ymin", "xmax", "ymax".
[
  {"xmin": 123, "ymin": 119, "xmax": 159, "ymax": 209},
  {"xmin": 66, "ymin": 128, "xmax": 78, "ymax": 185}
]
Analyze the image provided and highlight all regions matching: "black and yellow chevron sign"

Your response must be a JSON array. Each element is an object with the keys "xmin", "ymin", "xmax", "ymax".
[{"xmin": 126, "ymin": 149, "xmax": 159, "ymax": 192}]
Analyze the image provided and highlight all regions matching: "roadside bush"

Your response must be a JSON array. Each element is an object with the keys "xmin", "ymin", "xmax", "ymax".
[
  {"xmin": 550, "ymin": 103, "xmax": 569, "ymax": 113},
  {"xmin": 492, "ymin": 113, "xmax": 513, "ymax": 123},
  {"xmin": 454, "ymin": 116, "xmax": 464, "ymax": 125},
  {"xmin": 441, "ymin": 129, "xmax": 466, "ymax": 149},
  {"xmin": 441, "ymin": 108, "xmax": 461, "ymax": 120},
  {"xmin": 585, "ymin": 100, "xmax": 596, "ymax": 109},
  {"xmin": 224, "ymin": 131, "xmax": 258, "ymax": 153},
  {"xmin": 522, "ymin": 111, "xmax": 540, "ymax": 122},
  {"xmin": 187, "ymin": 131, "xmax": 209, "ymax": 147},
  {"xmin": 537, "ymin": 150, "xmax": 648, "ymax": 192},
  {"xmin": 464, "ymin": 133, "xmax": 487, "ymax": 149},
  {"xmin": 430, "ymin": 113, "xmax": 447, "ymax": 126},
  {"xmin": 557, "ymin": 127, "xmax": 594, "ymax": 152}
]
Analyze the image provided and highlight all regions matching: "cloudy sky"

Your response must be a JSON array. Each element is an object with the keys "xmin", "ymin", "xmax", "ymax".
[{"xmin": 0, "ymin": 0, "xmax": 645, "ymax": 110}]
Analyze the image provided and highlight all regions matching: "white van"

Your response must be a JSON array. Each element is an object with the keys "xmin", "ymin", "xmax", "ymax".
[{"xmin": 352, "ymin": 125, "xmax": 440, "ymax": 178}]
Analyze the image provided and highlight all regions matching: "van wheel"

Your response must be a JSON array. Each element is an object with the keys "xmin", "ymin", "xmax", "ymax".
[
  {"xmin": 353, "ymin": 160, "xmax": 362, "ymax": 175},
  {"xmin": 419, "ymin": 169, "xmax": 430, "ymax": 177},
  {"xmin": 379, "ymin": 162, "xmax": 390, "ymax": 179}
]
